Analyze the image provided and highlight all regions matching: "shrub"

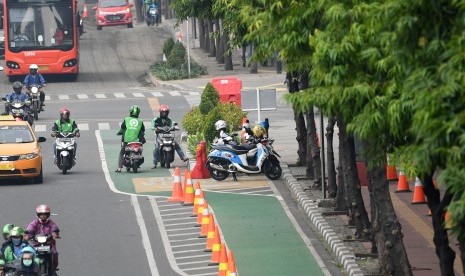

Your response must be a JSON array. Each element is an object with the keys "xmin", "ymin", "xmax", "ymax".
[
  {"xmin": 216, "ymin": 102, "xmax": 246, "ymax": 133},
  {"xmin": 202, "ymin": 106, "xmax": 222, "ymax": 146},
  {"xmin": 163, "ymin": 38, "xmax": 175, "ymax": 57},
  {"xmin": 150, "ymin": 61, "xmax": 208, "ymax": 81},
  {"xmin": 199, "ymin": 83, "xmax": 220, "ymax": 115},
  {"xmin": 186, "ymin": 132, "xmax": 204, "ymax": 156},
  {"xmin": 181, "ymin": 106, "xmax": 203, "ymax": 135},
  {"xmin": 167, "ymin": 42, "xmax": 186, "ymax": 69}
]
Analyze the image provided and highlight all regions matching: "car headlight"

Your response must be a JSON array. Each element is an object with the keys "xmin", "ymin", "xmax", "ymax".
[
  {"xmin": 126, "ymin": 8, "xmax": 130, "ymax": 13},
  {"xmin": 19, "ymin": 152, "xmax": 39, "ymax": 160}
]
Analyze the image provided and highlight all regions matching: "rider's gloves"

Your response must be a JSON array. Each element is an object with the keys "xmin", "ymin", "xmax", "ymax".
[{"xmin": 75, "ymin": 132, "xmax": 80, "ymax": 138}]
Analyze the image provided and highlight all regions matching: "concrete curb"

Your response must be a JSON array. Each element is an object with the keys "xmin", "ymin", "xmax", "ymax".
[{"xmin": 281, "ymin": 164, "xmax": 365, "ymax": 276}]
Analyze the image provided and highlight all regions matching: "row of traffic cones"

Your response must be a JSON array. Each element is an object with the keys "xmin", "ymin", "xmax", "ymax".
[{"xmin": 168, "ymin": 167, "xmax": 237, "ymax": 275}]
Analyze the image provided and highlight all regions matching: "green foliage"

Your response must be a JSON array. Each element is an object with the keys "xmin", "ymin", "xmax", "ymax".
[
  {"xmin": 167, "ymin": 42, "xmax": 186, "ymax": 69},
  {"xmin": 186, "ymin": 132, "xmax": 204, "ymax": 157},
  {"xmin": 181, "ymin": 106, "xmax": 203, "ymax": 135},
  {"xmin": 216, "ymin": 102, "xmax": 245, "ymax": 132},
  {"xmin": 199, "ymin": 83, "xmax": 220, "ymax": 115},
  {"xmin": 203, "ymin": 106, "xmax": 222, "ymax": 146},
  {"xmin": 162, "ymin": 38, "xmax": 175, "ymax": 57}
]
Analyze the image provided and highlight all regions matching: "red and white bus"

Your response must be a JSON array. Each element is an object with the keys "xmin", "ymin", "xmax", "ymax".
[{"xmin": 3, "ymin": 0, "xmax": 79, "ymax": 81}]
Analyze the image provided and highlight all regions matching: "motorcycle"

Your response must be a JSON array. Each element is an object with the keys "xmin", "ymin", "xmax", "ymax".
[
  {"xmin": 207, "ymin": 137, "xmax": 282, "ymax": 181},
  {"xmin": 155, "ymin": 124, "xmax": 179, "ymax": 169},
  {"xmin": 2, "ymin": 97, "xmax": 33, "ymax": 125},
  {"xmin": 146, "ymin": 6, "xmax": 158, "ymax": 26},
  {"xmin": 54, "ymin": 132, "xmax": 76, "ymax": 174},
  {"xmin": 29, "ymin": 234, "xmax": 56, "ymax": 276},
  {"xmin": 123, "ymin": 142, "xmax": 144, "ymax": 173},
  {"xmin": 26, "ymin": 84, "xmax": 42, "ymax": 120}
]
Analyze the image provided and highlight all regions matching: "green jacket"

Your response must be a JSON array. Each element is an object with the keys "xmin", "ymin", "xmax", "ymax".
[
  {"xmin": 117, "ymin": 116, "xmax": 145, "ymax": 143},
  {"xmin": 52, "ymin": 119, "xmax": 79, "ymax": 134}
]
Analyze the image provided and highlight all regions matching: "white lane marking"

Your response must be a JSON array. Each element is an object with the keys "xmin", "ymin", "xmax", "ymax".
[
  {"xmin": 169, "ymin": 91, "xmax": 181, "ymax": 97},
  {"xmin": 182, "ymin": 267, "xmax": 217, "ymax": 272},
  {"xmin": 174, "ymin": 253, "xmax": 210, "ymax": 260},
  {"xmin": 203, "ymin": 188, "xmax": 277, "ymax": 197},
  {"xmin": 114, "ymin": 93, "xmax": 126, "ymax": 98},
  {"xmin": 268, "ymin": 180, "xmax": 332, "ymax": 276},
  {"xmin": 133, "ymin": 92, "xmax": 145, "ymax": 98},
  {"xmin": 171, "ymin": 242, "xmax": 205, "ymax": 248},
  {"xmin": 149, "ymin": 197, "xmax": 190, "ymax": 276},
  {"xmin": 172, "ymin": 249, "xmax": 203, "ymax": 254},
  {"xmin": 77, "ymin": 94, "xmax": 88, "ymax": 100},
  {"xmin": 165, "ymin": 221, "xmax": 196, "ymax": 227},
  {"xmin": 167, "ymin": 232, "xmax": 198, "ymax": 237},
  {"xmin": 162, "ymin": 217, "xmax": 195, "ymax": 222},
  {"xmin": 165, "ymin": 228, "xmax": 200, "ymax": 233},
  {"xmin": 151, "ymin": 92, "xmax": 164, "ymax": 97},
  {"xmin": 178, "ymin": 260, "xmax": 212, "ymax": 266},
  {"xmin": 58, "ymin": 95, "xmax": 69, "ymax": 100},
  {"xmin": 98, "ymin": 123, "xmax": 110, "ymax": 130},
  {"xmin": 170, "ymin": 237, "xmax": 201, "ymax": 242},
  {"xmin": 131, "ymin": 195, "xmax": 160, "ymax": 276},
  {"xmin": 34, "ymin": 125, "xmax": 46, "ymax": 132},
  {"xmin": 189, "ymin": 273, "xmax": 217, "ymax": 276},
  {"xmin": 160, "ymin": 207, "xmax": 191, "ymax": 212},
  {"xmin": 95, "ymin": 94, "xmax": 106, "ymax": 99},
  {"xmin": 160, "ymin": 212, "xmax": 193, "ymax": 217},
  {"xmin": 77, "ymin": 123, "xmax": 89, "ymax": 131},
  {"xmin": 44, "ymin": 95, "xmax": 51, "ymax": 101},
  {"xmin": 188, "ymin": 92, "xmax": 200, "ymax": 96}
]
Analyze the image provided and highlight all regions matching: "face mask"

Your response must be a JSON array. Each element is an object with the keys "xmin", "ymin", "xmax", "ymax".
[
  {"xmin": 12, "ymin": 237, "xmax": 21, "ymax": 246},
  {"xmin": 22, "ymin": 259, "xmax": 33, "ymax": 266}
]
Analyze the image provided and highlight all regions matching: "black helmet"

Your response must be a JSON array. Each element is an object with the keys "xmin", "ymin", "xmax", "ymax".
[{"xmin": 13, "ymin": 81, "xmax": 22, "ymax": 94}]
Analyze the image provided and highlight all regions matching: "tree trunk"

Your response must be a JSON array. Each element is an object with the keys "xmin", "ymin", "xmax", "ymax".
[
  {"xmin": 218, "ymin": 31, "xmax": 225, "ymax": 64},
  {"xmin": 422, "ymin": 174, "xmax": 456, "ymax": 276},
  {"xmin": 250, "ymin": 61, "xmax": 258, "ymax": 73},
  {"xmin": 366, "ymin": 157, "xmax": 412, "ymax": 275},
  {"xmin": 326, "ymin": 116, "xmax": 337, "ymax": 198},
  {"xmin": 337, "ymin": 118, "xmax": 371, "ymax": 239},
  {"xmin": 204, "ymin": 20, "xmax": 210, "ymax": 53},
  {"xmin": 198, "ymin": 19, "xmax": 205, "ymax": 50},
  {"xmin": 306, "ymin": 109, "xmax": 322, "ymax": 186},
  {"xmin": 335, "ymin": 161, "xmax": 348, "ymax": 211},
  {"xmin": 224, "ymin": 32, "xmax": 233, "ymax": 70},
  {"xmin": 208, "ymin": 20, "xmax": 216, "ymax": 57},
  {"xmin": 135, "ymin": 0, "xmax": 143, "ymax": 22},
  {"xmin": 215, "ymin": 19, "xmax": 222, "ymax": 63},
  {"xmin": 458, "ymin": 237, "xmax": 465, "ymax": 274},
  {"xmin": 241, "ymin": 45, "xmax": 247, "ymax": 67}
]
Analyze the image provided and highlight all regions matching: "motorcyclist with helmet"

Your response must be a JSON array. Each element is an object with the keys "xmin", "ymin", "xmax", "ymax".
[
  {"xmin": 214, "ymin": 120, "xmax": 238, "ymax": 146},
  {"xmin": 151, "ymin": 104, "xmax": 188, "ymax": 169},
  {"xmin": 0, "ymin": 227, "xmax": 34, "ymax": 264},
  {"xmin": 0, "ymin": 224, "xmax": 15, "ymax": 261},
  {"xmin": 51, "ymin": 107, "xmax": 80, "ymax": 165},
  {"xmin": 115, "ymin": 105, "xmax": 146, "ymax": 172},
  {"xmin": 24, "ymin": 205, "xmax": 60, "ymax": 273},
  {"xmin": 23, "ymin": 64, "xmax": 46, "ymax": 112},
  {"xmin": 3, "ymin": 82, "xmax": 30, "ymax": 119},
  {"xmin": 8, "ymin": 246, "xmax": 40, "ymax": 275}
]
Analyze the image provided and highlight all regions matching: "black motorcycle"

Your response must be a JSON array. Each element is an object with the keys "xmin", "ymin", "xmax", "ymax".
[
  {"xmin": 29, "ymin": 234, "xmax": 56, "ymax": 276},
  {"xmin": 155, "ymin": 125, "xmax": 179, "ymax": 169},
  {"xmin": 25, "ymin": 84, "xmax": 42, "ymax": 120},
  {"xmin": 123, "ymin": 142, "xmax": 144, "ymax": 173},
  {"xmin": 2, "ymin": 97, "xmax": 33, "ymax": 125},
  {"xmin": 146, "ymin": 5, "xmax": 158, "ymax": 26}
]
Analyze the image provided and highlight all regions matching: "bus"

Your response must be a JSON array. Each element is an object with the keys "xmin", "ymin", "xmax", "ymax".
[{"xmin": 3, "ymin": 0, "xmax": 79, "ymax": 82}]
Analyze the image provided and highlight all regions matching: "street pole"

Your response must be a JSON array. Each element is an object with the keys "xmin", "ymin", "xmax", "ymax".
[
  {"xmin": 320, "ymin": 110, "xmax": 326, "ymax": 198},
  {"xmin": 187, "ymin": 19, "xmax": 191, "ymax": 78},
  {"xmin": 256, "ymin": 88, "xmax": 261, "ymax": 122}
]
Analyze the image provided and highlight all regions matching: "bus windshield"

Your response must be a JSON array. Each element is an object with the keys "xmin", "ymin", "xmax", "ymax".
[
  {"xmin": 7, "ymin": 3, "xmax": 74, "ymax": 52},
  {"xmin": 100, "ymin": 0, "xmax": 127, "ymax": 8}
]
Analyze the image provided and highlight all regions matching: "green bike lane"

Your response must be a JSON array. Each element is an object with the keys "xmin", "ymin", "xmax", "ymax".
[{"xmin": 99, "ymin": 130, "xmax": 325, "ymax": 275}]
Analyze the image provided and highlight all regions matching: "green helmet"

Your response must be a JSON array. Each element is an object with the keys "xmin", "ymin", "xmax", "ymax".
[
  {"xmin": 2, "ymin": 224, "xmax": 14, "ymax": 235},
  {"xmin": 129, "ymin": 105, "xmax": 140, "ymax": 117},
  {"xmin": 10, "ymin": 226, "xmax": 24, "ymax": 237}
]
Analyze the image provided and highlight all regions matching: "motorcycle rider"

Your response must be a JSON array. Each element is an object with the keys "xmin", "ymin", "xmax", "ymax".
[
  {"xmin": 151, "ymin": 105, "xmax": 188, "ymax": 169},
  {"xmin": 4, "ymin": 82, "xmax": 30, "ymax": 119},
  {"xmin": 23, "ymin": 64, "xmax": 46, "ymax": 112},
  {"xmin": 51, "ymin": 108, "xmax": 80, "ymax": 165},
  {"xmin": 0, "ymin": 224, "xmax": 15, "ymax": 260},
  {"xmin": 146, "ymin": 0, "xmax": 159, "ymax": 26},
  {"xmin": 214, "ymin": 120, "xmax": 237, "ymax": 146},
  {"xmin": 1, "ymin": 227, "xmax": 31, "ymax": 264},
  {"xmin": 24, "ymin": 205, "xmax": 60, "ymax": 273},
  {"xmin": 115, "ymin": 105, "xmax": 146, "ymax": 172},
  {"xmin": 9, "ymin": 246, "xmax": 40, "ymax": 276}
]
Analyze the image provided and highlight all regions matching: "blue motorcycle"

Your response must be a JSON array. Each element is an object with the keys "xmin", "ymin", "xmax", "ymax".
[{"xmin": 206, "ymin": 138, "xmax": 282, "ymax": 181}]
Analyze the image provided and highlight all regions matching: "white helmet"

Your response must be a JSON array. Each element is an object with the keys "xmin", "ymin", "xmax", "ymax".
[
  {"xmin": 215, "ymin": 120, "xmax": 227, "ymax": 131},
  {"xmin": 29, "ymin": 64, "xmax": 39, "ymax": 70}
]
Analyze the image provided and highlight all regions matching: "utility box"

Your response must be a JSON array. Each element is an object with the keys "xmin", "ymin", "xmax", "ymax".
[{"xmin": 211, "ymin": 77, "xmax": 242, "ymax": 107}]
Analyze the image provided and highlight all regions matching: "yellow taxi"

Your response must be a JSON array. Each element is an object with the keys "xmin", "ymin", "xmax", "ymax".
[{"xmin": 0, "ymin": 115, "xmax": 46, "ymax": 183}]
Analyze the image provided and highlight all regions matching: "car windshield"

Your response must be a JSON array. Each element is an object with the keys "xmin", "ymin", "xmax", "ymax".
[
  {"xmin": 100, "ymin": 0, "xmax": 127, "ymax": 8},
  {"xmin": 0, "ymin": 125, "xmax": 34, "ymax": 143}
]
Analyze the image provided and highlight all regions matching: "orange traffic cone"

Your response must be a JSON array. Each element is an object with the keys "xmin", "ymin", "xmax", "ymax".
[
  {"xmin": 208, "ymin": 226, "xmax": 221, "ymax": 266},
  {"xmin": 218, "ymin": 243, "xmax": 228, "ymax": 276},
  {"xmin": 411, "ymin": 177, "xmax": 426, "ymax": 204},
  {"xmin": 191, "ymin": 144, "xmax": 204, "ymax": 179},
  {"xmin": 183, "ymin": 171, "xmax": 195, "ymax": 206},
  {"xmin": 395, "ymin": 171, "xmax": 411, "ymax": 193},
  {"xmin": 227, "ymin": 250, "xmax": 237, "ymax": 276},
  {"xmin": 199, "ymin": 204, "xmax": 210, "ymax": 238},
  {"xmin": 204, "ymin": 214, "xmax": 216, "ymax": 252},
  {"xmin": 201, "ymin": 141, "xmax": 211, "ymax": 178},
  {"xmin": 82, "ymin": 3, "xmax": 88, "ymax": 18},
  {"xmin": 195, "ymin": 193, "xmax": 205, "ymax": 225},
  {"xmin": 386, "ymin": 165, "xmax": 397, "ymax": 181},
  {"xmin": 192, "ymin": 182, "xmax": 202, "ymax": 217},
  {"xmin": 168, "ymin": 167, "xmax": 184, "ymax": 202}
]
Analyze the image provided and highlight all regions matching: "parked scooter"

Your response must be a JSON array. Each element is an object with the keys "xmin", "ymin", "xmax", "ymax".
[
  {"xmin": 29, "ymin": 234, "xmax": 56, "ymax": 276},
  {"xmin": 25, "ymin": 84, "xmax": 42, "ymax": 120},
  {"xmin": 154, "ymin": 124, "xmax": 179, "ymax": 169},
  {"xmin": 207, "ymin": 137, "xmax": 282, "ymax": 181},
  {"xmin": 123, "ymin": 142, "xmax": 144, "ymax": 173},
  {"xmin": 54, "ymin": 132, "xmax": 76, "ymax": 174},
  {"xmin": 2, "ymin": 97, "xmax": 33, "ymax": 125}
]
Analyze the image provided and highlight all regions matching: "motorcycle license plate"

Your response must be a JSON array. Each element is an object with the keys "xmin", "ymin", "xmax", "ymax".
[
  {"xmin": 0, "ymin": 163, "xmax": 14, "ymax": 170},
  {"xmin": 36, "ymin": 245, "xmax": 50, "ymax": 252}
]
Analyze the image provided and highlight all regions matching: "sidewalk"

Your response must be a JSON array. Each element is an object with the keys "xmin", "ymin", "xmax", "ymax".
[{"xmin": 150, "ymin": 17, "xmax": 459, "ymax": 276}]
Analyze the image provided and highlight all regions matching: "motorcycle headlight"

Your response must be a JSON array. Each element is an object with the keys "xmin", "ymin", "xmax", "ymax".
[
  {"xmin": 37, "ymin": 236, "xmax": 47, "ymax": 243},
  {"xmin": 19, "ymin": 152, "xmax": 39, "ymax": 160}
]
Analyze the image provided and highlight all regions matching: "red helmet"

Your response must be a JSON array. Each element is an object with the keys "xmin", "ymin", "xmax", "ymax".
[
  {"xmin": 159, "ymin": 105, "xmax": 169, "ymax": 118},
  {"xmin": 60, "ymin": 107, "xmax": 70, "ymax": 120},
  {"xmin": 36, "ymin": 205, "xmax": 51, "ymax": 222}
]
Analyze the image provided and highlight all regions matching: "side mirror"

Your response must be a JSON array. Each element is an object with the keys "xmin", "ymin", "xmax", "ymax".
[
  {"xmin": 129, "ymin": 3, "xmax": 134, "ymax": 7},
  {"xmin": 173, "ymin": 122, "xmax": 178, "ymax": 126},
  {"xmin": 92, "ymin": 6, "xmax": 97, "ymax": 10},
  {"xmin": 37, "ymin": 137, "xmax": 46, "ymax": 143},
  {"xmin": 1, "ymin": 97, "xmax": 5, "ymax": 101}
]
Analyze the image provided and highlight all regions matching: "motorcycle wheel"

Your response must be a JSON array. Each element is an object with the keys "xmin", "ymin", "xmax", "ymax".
[
  {"xmin": 33, "ymin": 102, "xmax": 39, "ymax": 120},
  {"xmin": 207, "ymin": 160, "xmax": 229, "ymax": 181},
  {"xmin": 263, "ymin": 160, "xmax": 282, "ymax": 180},
  {"xmin": 62, "ymin": 156, "xmax": 68, "ymax": 175},
  {"xmin": 126, "ymin": 167, "xmax": 131, "ymax": 172},
  {"xmin": 47, "ymin": 254, "xmax": 54, "ymax": 276},
  {"xmin": 34, "ymin": 166, "xmax": 43, "ymax": 184},
  {"xmin": 133, "ymin": 164, "xmax": 138, "ymax": 173}
]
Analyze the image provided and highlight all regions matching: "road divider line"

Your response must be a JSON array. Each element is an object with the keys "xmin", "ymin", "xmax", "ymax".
[
  {"xmin": 161, "ymin": 212, "xmax": 193, "ymax": 217},
  {"xmin": 131, "ymin": 195, "xmax": 160, "ymax": 276},
  {"xmin": 170, "ymin": 237, "xmax": 202, "ymax": 242},
  {"xmin": 168, "ymin": 232, "xmax": 199, "ymax": 237},
  {"xmin": 178, "ymin": 260, "xmax": 212, "ymax": 266},
  {"xmin": 159, "ymin": 207, "xmax": 190, "ymax": 212},
  {"xmin": 174, "ymin": 254, "xmax": 210, "ymax": 260},
  {"xmin": 203, "ymin": 188, "xmax": 277, "ymax": 197},
  {"xmin": 165, "ymin": 222, "xmax": 197, "ymax": 227},
  {"xmin": 181, "ymin": 267, "xmax": 217, "ymax": 272},
  {"xmin": 171, "ymin": 243, "xmax": 205, "ymax": 248}
]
